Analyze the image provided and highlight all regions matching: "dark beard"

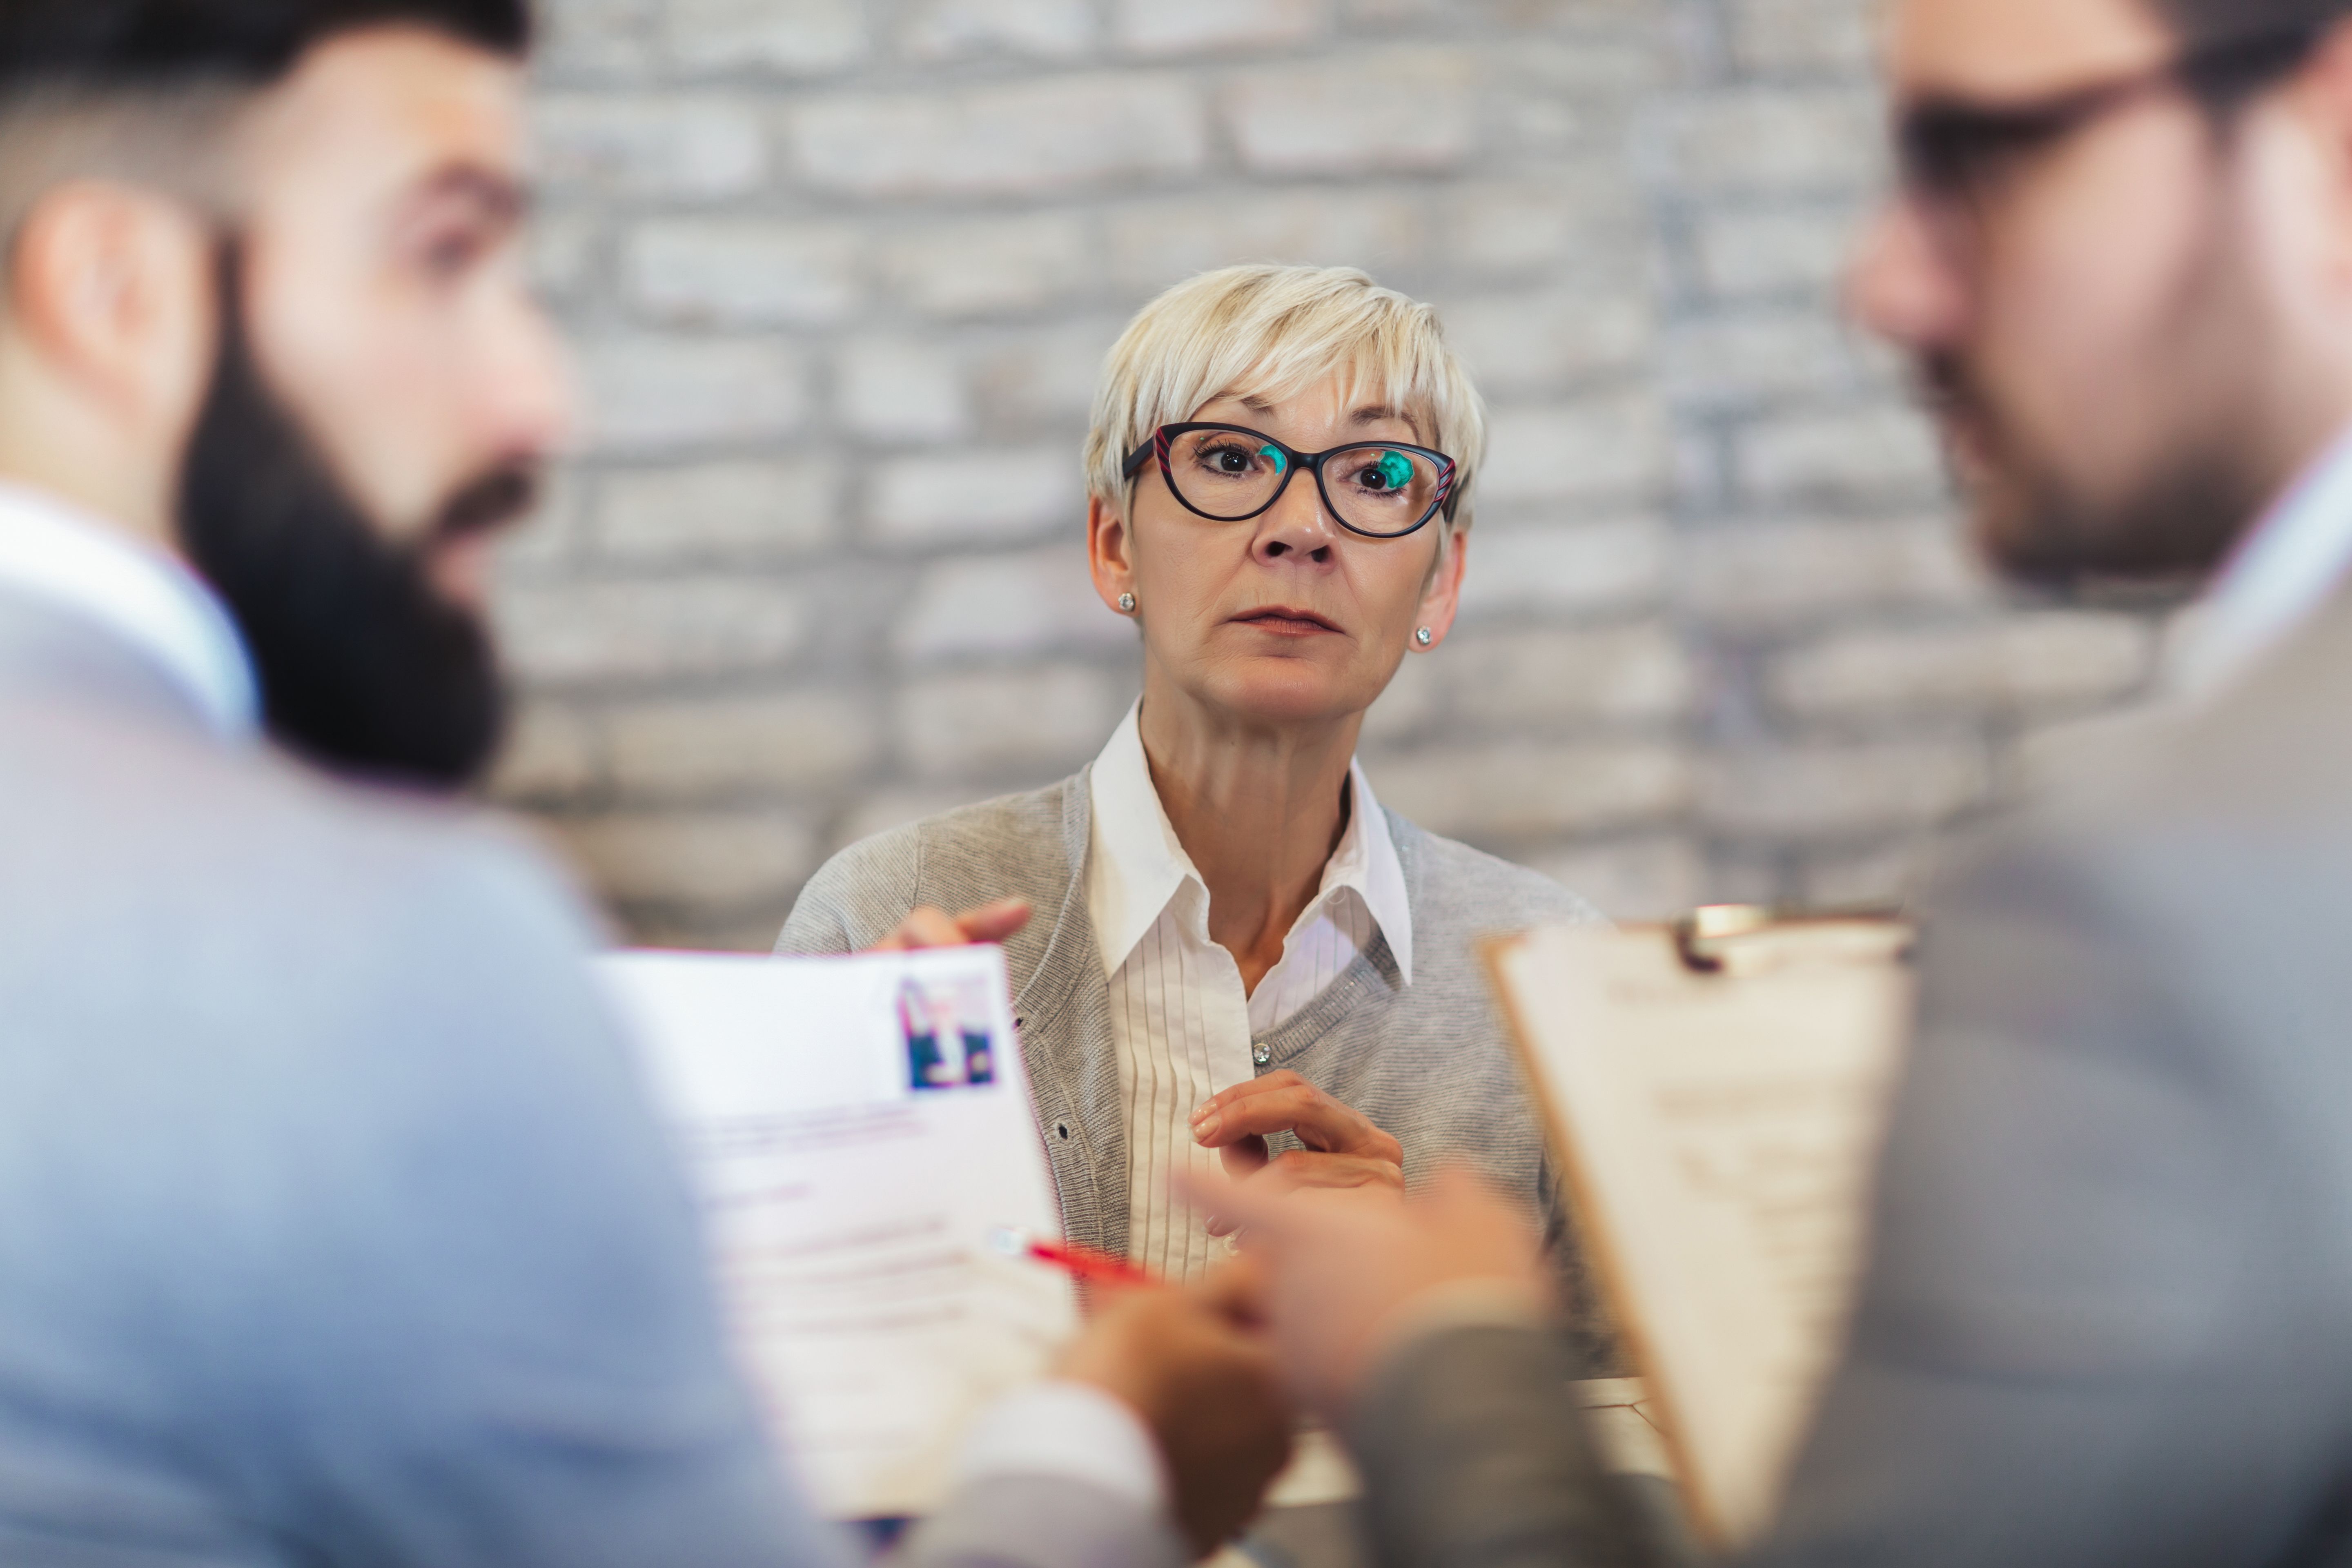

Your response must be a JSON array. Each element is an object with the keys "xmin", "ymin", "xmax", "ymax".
[
  {"xmin": 175, "ymin": 263, "xmax": 533, "ymax": 790},
  {"xmin": 1925, "ymin": 350, "xmax": 2272, "ymax": 596},
  {"xmin": 1920, "ymin": 169, "xmax": 2296, "ymax": 598}
]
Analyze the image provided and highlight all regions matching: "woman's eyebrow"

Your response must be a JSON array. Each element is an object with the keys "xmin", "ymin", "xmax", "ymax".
[{"xmin": 1354, "ymin": 404, "xmax": 1429, "ymax": 443}]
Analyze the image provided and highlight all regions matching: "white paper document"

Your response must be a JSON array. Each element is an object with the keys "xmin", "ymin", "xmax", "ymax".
[
  {"xmin": 600, "ymin": 947, "xmax": 1077, "ymax": 1522},
  {"xmin": 1486, "ymin": 918, "xmax": 1913, "ymax": 1550}
]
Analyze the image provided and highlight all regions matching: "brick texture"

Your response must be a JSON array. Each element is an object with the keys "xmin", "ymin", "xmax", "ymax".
[{"xmin": 496, "ymin": 0, "xmax": 2163, "ymax": 947}]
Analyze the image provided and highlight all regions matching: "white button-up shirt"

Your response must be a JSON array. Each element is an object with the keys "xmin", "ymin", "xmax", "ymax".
[
  {"xmin": 0, "ymin": 481, "xmax": 258, "ymax": 739},
  {"xmin": 1086, "ymin": 704, "xmax": 1414, "ymax": 1282}
]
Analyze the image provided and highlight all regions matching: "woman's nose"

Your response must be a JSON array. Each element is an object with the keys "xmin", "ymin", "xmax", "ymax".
[{"xmin": 1253, "ymin": 472, "xmax": 1341, "ymax": 566}]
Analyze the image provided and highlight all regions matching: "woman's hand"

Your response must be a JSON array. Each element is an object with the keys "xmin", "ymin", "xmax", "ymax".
[
  {"xmin": 867, "ymin": 898, "xmax": 1032, "ymax": 952},
  {"xmin": 1189, "ymin": 1070, "xmax": 1405, "ymax": 1236}
]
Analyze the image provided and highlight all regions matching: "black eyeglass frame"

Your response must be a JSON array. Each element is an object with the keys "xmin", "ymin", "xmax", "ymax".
[
  {"xmin": 1897, "ymin": 25, "xmax": 2326, "ymax": 209},
  {"xmin": 1121, "ymin": 422, "xmax": 1463, "ymax": 541}
]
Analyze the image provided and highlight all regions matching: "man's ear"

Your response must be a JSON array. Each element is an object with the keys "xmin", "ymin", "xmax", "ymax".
[{"xmin": 7, "ymin": 183, "xmax": 216, "ymax": 447}]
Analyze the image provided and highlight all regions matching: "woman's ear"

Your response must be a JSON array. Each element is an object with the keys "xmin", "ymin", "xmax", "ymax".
[
  {"xmin": 1412, "ymin": 525, "xmax": 1468, "ymax": 652},
  {"xmin": 1087, "ymin": 492, "xmax": 1140, "ymax": 617}
]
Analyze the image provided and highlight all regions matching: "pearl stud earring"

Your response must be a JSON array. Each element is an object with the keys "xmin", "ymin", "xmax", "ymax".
[
  {"xmin": 1415, "ymin": 627, "xmax": 1434, "ymax": 648},
  {"xmin": 1118, "ymin": 593, "xmax": 1138, "ymax": 614}
]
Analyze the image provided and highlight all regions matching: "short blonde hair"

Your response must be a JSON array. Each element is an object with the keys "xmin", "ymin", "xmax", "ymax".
[{"xmin": 1083, "ymin": 264, "xmax": 1489, "ymax": 531}]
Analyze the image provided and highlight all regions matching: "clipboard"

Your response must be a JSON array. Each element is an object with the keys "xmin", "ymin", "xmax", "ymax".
[{"xmin": 1483, "ymin": 908, "xmax": 1915, "ymax": 1552}]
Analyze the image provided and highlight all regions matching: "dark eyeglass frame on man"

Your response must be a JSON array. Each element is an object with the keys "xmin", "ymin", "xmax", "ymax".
[
  {"xmin": 1897, "ymin": 25, "xmax": 2326, "ymax": 219},
  {"xmin": 1122, "ymin": 422, "xmax": 1462, "ymax": 541}
]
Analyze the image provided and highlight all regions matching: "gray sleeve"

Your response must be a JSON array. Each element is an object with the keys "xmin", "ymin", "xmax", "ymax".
[
  {"xmin": 1753, "ymin": 832, "xmax": 2335, "ymax": 1568},
  {"xmin": 1343, "ymin": 1325, "xmax": 1664, "ymax": 1568},
  {"xmin": 778, "ymin": 829, "xmax": 926, "ymax": 956},
  {"xmin": 246, "ymin": 838, "xmax": 846, "ymax": 1568},
  {"xmin": 898, "ymin": 1477, "xmax": 1186, "ymax": 1568}
]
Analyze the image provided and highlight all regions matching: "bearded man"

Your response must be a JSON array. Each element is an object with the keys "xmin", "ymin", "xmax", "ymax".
[
  {"xmin": 1202, "ymin": 4, "xmax": 2352, "ymax": 1568},
  {"xmin": 0, "ymin": 3, "xmax": 1292, "ymax": 1564}
]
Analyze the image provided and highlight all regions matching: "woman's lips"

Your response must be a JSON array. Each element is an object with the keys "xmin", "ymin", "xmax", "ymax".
[{"xmin": 1231, "ymin": 607, "xmax": 1341, "ymax": 637}]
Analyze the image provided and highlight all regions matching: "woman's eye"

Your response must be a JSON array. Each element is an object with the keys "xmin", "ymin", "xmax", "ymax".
[{"xmin": 1347, "ymin": 451, "xmax": 1416, "ymax": 494}]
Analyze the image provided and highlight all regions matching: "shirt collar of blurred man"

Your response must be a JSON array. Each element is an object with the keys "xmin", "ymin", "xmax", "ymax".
[
  {"xmin": 0, "ymin": 479, "xmax": 258, "ymax": 739},
  {"xmin": 2171, "ymin": 419, "xmax": 2352, "ymax": 698},
  {"xmin": 1086, "ymin": 700, "xmax": 1415, "ymax": 991}
]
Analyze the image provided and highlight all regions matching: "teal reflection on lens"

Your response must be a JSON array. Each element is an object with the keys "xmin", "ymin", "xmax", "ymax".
[
  {"xmin": 1260, "ymin": 444, "xmax": 1288, "ymax": 474},
  {"xmin": 1372, "ymin": 450, "xmax": 1414, "ymax": 492}
]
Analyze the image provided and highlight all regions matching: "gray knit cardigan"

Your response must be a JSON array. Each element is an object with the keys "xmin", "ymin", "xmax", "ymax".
[{"xmin": 777, "ymin": 768, "xmax": 1622, "ymax": 1369}]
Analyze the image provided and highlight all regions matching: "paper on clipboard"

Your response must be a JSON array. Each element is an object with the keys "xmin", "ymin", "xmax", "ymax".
[
  {"xmin": 1484, "ymin": 913, "xmax": 1914, "ymax": 1551},
  {"xmin": 599, "ymin": 946, "xmax": 1076, "ymax": 1522}
]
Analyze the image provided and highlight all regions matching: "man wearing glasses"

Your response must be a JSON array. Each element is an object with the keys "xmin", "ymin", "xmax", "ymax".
[{"xmin": 1196, "ymin": 2, "xmax": 2352, "ymax": 1567}]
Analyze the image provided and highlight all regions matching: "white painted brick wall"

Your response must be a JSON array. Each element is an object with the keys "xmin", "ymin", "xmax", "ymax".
[
  {"xmin": 535, "ymin": 95, "xmax": 768, "ymax": 196},
  {"xmin": 1223, "ymin": 49, "xmax": 1482, "ymax": 175},
  {"xmin": 789, "ymin": 75, "xmax": 1208, "ymax": 196},
  {"xmin": 624, "ymin": 220, "xmax": 865, "ymax": 327},
  {"xmin": 494, "ymin": 0, "xmax": 2164, "ymax": 946},
  {"xmin": 900, "ymin": 0, "xmax": 1096, "ymax": 62},
  {"xmin": 576, "ymin": 336, "xmax": 809, "ymax": 450},
  {"xmin": 1114, "ymin": 0, "xmax": 1328, "ymax": 56}
]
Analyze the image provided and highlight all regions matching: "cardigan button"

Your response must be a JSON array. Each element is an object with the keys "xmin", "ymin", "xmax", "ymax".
[{"xmin": 1251, "ymin": 1042, "xmax": 1272, "ymax": 1069}]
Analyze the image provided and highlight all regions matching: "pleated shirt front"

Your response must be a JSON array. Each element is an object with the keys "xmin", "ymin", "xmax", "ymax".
[{"xmin": 1082, "ymin": 706, "xmax": 1414, "ymax": 1281}]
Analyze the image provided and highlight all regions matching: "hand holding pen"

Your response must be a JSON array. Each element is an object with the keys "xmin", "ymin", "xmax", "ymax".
[{"xmin": 990, "ymin": 1227, "xmax": 1158, "ymax": 1290}]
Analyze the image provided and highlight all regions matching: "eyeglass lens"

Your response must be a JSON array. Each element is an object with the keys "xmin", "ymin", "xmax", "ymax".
[{"xmin": 1163, "ymin": 428, "xmax": 1443, "ymax": 537}]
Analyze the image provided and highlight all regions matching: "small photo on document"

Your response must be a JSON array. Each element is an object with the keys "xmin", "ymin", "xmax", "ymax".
[{"xmin": 897, "ymin": 975, "xmax": 998, "ymax": 1092}]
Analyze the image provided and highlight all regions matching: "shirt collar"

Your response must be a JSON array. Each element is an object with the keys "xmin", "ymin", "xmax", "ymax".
[
  {"xmin": 2170, "ymin": 421, "xmax": 2352, "ymax": 700},
  {"xmin": 1084, "ymin": 703, "xmax": 1414, "ymax": 984},
  {"xmin": 0, "ymin": 481, "xmax": 260, "ymax": 740}
]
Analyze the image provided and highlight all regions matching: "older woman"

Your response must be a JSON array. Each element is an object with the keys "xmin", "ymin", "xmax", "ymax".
[{"xmin": 780, "ymin": 264, "xmax": 1610, "ymax": 1356}]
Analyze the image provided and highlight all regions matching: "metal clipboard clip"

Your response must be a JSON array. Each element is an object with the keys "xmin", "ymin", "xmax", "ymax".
[{"xmin": 1671, "ymin": 904, "xmax": 1915, "ymax": 977}]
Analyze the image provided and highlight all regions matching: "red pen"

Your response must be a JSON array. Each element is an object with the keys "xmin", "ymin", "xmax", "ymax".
[{"xmin": 988, "ymin": 1227, "xmax": 1157, "ymax": 1289}]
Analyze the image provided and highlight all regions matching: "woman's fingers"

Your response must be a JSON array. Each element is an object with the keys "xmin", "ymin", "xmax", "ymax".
[
  {"xmin": 954, "ymin": 898, "xmax": 1033, "ymax": 944},
  {"xmin": 872, "ymin": 906, "xmax": 967, "ymax": 951},
  {"xmin": 1192, "ymin": 1075, "xmax": 1403, "ymax": 1163},
  {"xmin": 868, "ymin": 899, "xmax": 1032, "ymax": 953}
]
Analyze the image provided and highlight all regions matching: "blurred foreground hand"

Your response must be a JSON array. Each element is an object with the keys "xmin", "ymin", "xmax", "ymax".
[
  {"xmin": 869, "ymin": 899, "xmax": 1033, "ymax": 952},
  {"xmin": 1180, "ymin": 1167, "xmax": 1552, "ymax": 1421},
  {"xmin": 1188, "ymin": 1071, "xmax": 1406, "ymax": 1237},
  {"xmin": 1056, "ymin": 1264, "xmax": 1295, "ymax": 1558}
]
